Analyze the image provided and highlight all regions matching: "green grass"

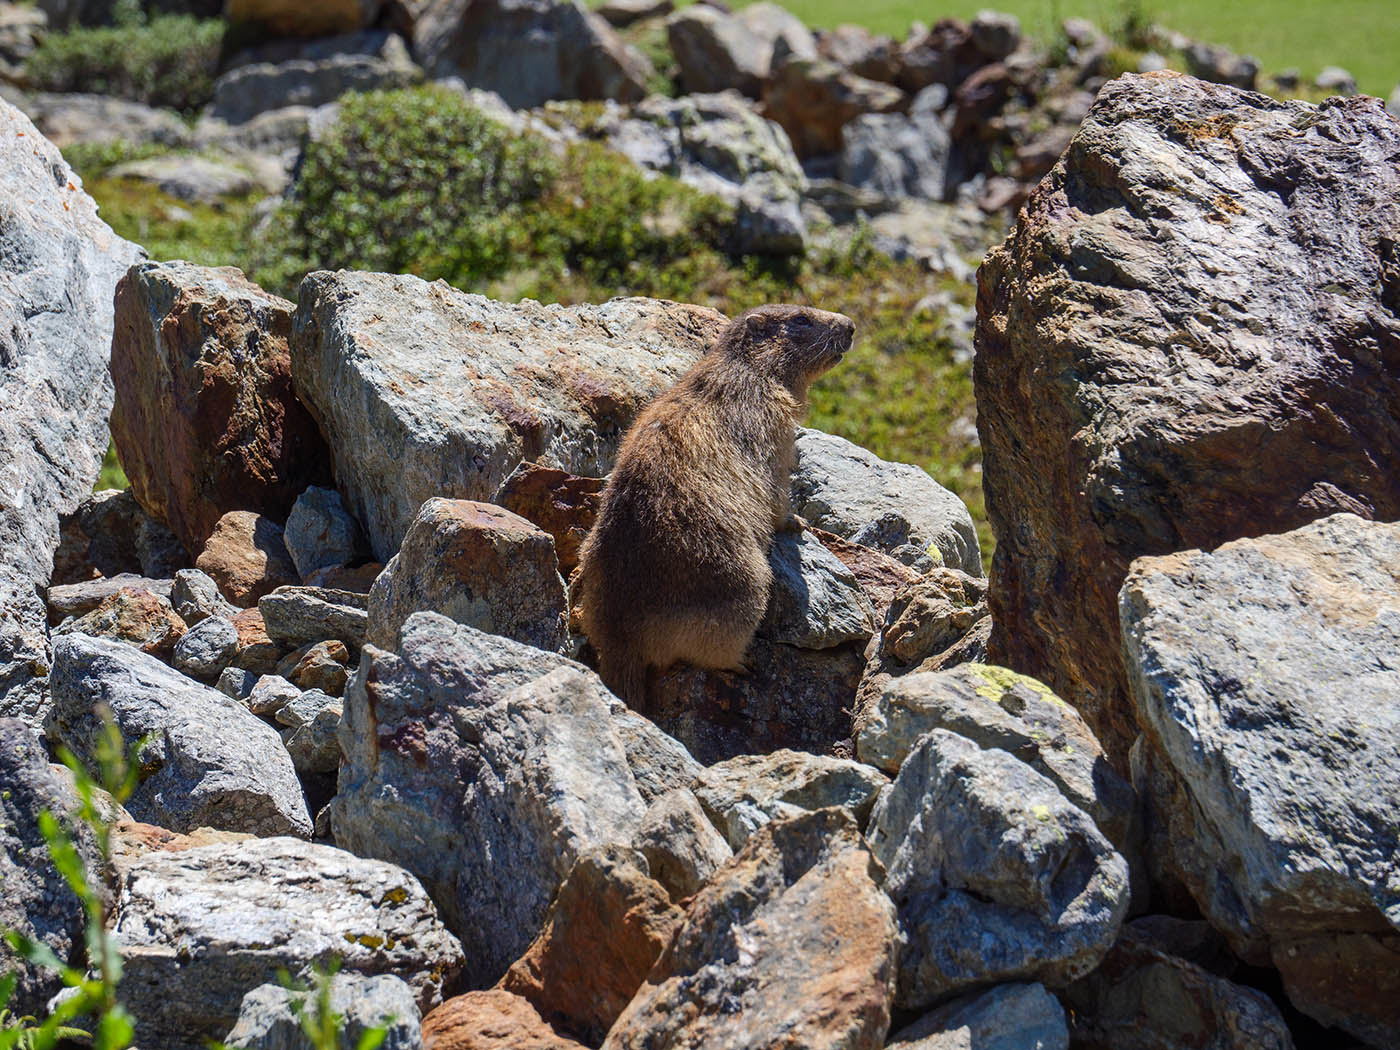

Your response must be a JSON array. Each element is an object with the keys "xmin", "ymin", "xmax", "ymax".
[{"xmin": 721, "ymin": 0, "xmax": 1397, "ymax": 97}]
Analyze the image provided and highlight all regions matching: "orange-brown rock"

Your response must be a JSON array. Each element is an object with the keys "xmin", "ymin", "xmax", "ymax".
[
  {"xmin": 974, "ymin": 74, "xmax": 1400, "ymax": 768},
  {"xmin": 500, "ymin": 845, "xmax": 682, "ymax": 1043},
  {"xmin": 51, "ymin": 587, "xmax": 185, "ymax": 659},
  {"xmin": 497, "ymin": 463, "xmax": 604, "ymax": 576},
  {"xmin": 762, "ymin": 55, "xmax": 904, "ymax": 158},
  {"xmin": 111, "ymin": 262, "xmax": 330, "ymax": 555},
  {"xmin": 422, "ymin": 990, "xmax": 586, "ymax": 1050},
  {"xmin": 195, "ymin": 511, "xmax": 300, "ymax": 608},
  {"xmin": 603, "ymin": 808, "xmax": 897, "ymax": 1050},
  {"xmin": 809, "ymin": 526, "xmax": 919, "ymax": 625},
  {"xmin": 230, "ymin": 607, "xmax": 284, "ymax": 675}
]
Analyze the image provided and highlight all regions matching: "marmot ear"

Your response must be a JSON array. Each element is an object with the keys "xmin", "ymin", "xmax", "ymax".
[{"xmin": 744, "ymin": 312, "xmax": 762, "ymax": 334}]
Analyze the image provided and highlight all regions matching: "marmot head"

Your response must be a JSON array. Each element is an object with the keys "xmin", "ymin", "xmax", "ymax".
[{"xmin": 728, "ymin": 305, "xmax": 855, "ymax": 398}]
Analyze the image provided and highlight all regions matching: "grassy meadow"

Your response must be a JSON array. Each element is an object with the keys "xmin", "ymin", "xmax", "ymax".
[{"xmin": 731, "ymin": 0, "xmax": 1398, "ymax": 97}]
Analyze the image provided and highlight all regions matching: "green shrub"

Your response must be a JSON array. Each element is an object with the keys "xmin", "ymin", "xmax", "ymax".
[{"xmin": 26, "ymin": 14, "xmax": 224, "ymax": 113}]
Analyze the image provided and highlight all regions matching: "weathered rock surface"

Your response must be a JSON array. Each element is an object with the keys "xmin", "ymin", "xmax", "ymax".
[
  {"xmin": 810, "ymin": 526, "xmax": 920, "ymax": 625},
  {"xmin": 975, "ymin": 73, "xmax": 1400, "ymax": 766},
  {"xmin": 247, "ymin": 673, "xmax": 301, "ymax": 717},
  {"xmin": 0, "ymin": 718, "xmax": 100, "ymax": 1016},
  {"xmin": 856, "ymin": 663, "xmax": 1136, "ymax": 851},
  {"xmin": 422, "ymin": 990, "xmax": 586, "ymax": 1050},
  {"xmin": 291, "ymin": 272, "xmax": 727, "ymax": 561},
  {"xmin": 761, "ymin": 528, "xmax": 876, "ymax": 649},
  {"xmin": 604, "ymin": 808, "xmax": 897, "ymax": 1050},
  {"xmin": 607, "ymin": 704, "xmax": 704, "ymax": 804},
  {"xmin": 171, "ymin": 568, "xmax": 239, "ymax": 625},
  {"xmin": 107, "ymin": 155, "xmax": 277, "ymax": 204},
  {"xmin": 692, "ymin": 748, "xmax": 887, "ymax": 850},
  {"xmin": 497, "ymin": 462, "xmax": 604, "ymax": 576},
  {"xmin": 46, "ymin": 574, "xmax": 173, "ymax": 623},
  {"xmin": 887, "ymin": 983, "xmax": 1068, "ymax": 1050},
  {"xmin": 367, "ymin": 498, "xmax": 567, "ymax": 653},
  {"xmin": 868, "ymin": 729, "xmax": 1129, "ymax": 1009},
  {"xmin": 412, "ymin": 0, "xmax": 650, "ymax": 109},
  {"xmin": 231, "ymin": 607, "xmax": 285, "ymax": 674},
  {"xmin": 0, "ymin": 101, "xmax": 142, "ymax": 592},
  {"xmin": 0, "ymin": 570, "xmax": 52, "ymax": 727},
  {"xmin": 1120, "ymin": 514, "xmax": 1400, "ymax": 1045},
  {"xmin": 839, "ymin": 85, "xmax": 950, "ymax": 202},
  {"xmin": 49, "ymin": 633, "xmax": 311, "ymax": 837},
  {"xmin": 57, "ymin": 488, "xmax": 190, "ymax": 584},
  {"xmin": 172, "ymin": 615, "xmax": 239, "ymax": 680},
  {"xmin": 632, "ymin": 787, "xmax": 733, "ymax": 902},
  {"xmin": 275, "ymin": 688, "xmax": 342, "ymax": 774},
  {"xmin": 500, "ymin": 844, "xmax": 683, "ymax": 1042},
  {"xmin": 792, "ymin": 428, "xmax": 981, "ymax": 575},
  {"xmin": 111, "ymin": 262, "xmax": 330, "ymax": 555},
  {"xmin": 113, "ymin": 836, "xmax": 463, "ymax": 1049},
  {"xmin": 761, "ymin": 55, "xmax": 904, "ymax": 159},
  {"xmin": 2, "ymin": 90, "xmax": 191, "ymax": 148},
  {"xmin": 817, "ymin": 24, "xmax": 900, "ymax": 82},
  {"xmin": 277, "ymin": 639, "xmax": 350, "ymax": 695},
  {"xmin": 666, "ymin": 3, "xmax": 814, "ymax": 98},
  {"xmin": 1061, "ymin": 925, "xmax": 1293, "ymax": 1050},
  {"xmin": 52, "ymin": 586, "xmax": 186, "ymax": 659},
  {"xmin": 197, "ymin": 511, "xmax": 301, "ymax": 607},
  {"xmin": 260, "ymin": 586, "xmax": 368, "ymax": 649},
  {"xmin": 283, "ymin": 486, "xmax": 370, "ymax": 580},
  {"xmin": 226, "ymin": 973, "xmax": 422, "ymax": 1050},
  {"xmin": 333, "ymin": 614, "xmax": 648, "ymax": 986}
]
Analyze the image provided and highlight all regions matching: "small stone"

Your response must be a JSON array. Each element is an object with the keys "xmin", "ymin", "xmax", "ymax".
[
  {"xmin": 760, "ymin": 529, "xmax": 876, "ymax": 649},
  {"xmin": 1313, "ymin": 65, "xmax": 1357, "ymax": 96},
  {"xmin": 282, "ymin": 486, "xmax": 370, "ymax": 580},
  {"xmin": 216, "ymin": 666, "xmax": 260, "ymax": 701},
  {"xmin": 421, "ymin": 990, "xmax": 586, "ymax": 1050},
  {"xmin": 52, "ymin": 587, "xmax": 185, "ymax": 659},
  {"xmin": 276, "ymin": 688, "xmax": 342, "ymax": 774},
  {"xmin": 225, "ymin": 973, "xmax": 421, "ymax": 1050},
  {"xmin": 172, "ymin": 615, "xmax": 239, "ymax": 681},
  {"xmin": 259, "ymin": 585, "xmax": 368, "ymax": 649},
  {"xmin": 969, "ymin": 9, "xmax": 1020, "ymax": 61},
  {"xmin": 231, "ymin": 607, "xmax": 285, "ymax": 675},
  {"xmin": 172, "ymin": 568, "xmax": 239, "ymax": 625},
  {"xmin": 497, "ymin": 462, "xmax": 604, "ymax": 576},
  {"xmin": 248, "ymin": 674, "xmax": 301, "ymax": 717},
  {"xmin": 196, "ymin": 511, "xmax": 301, "ymax": 607},
  {"xmin": 632, "ymin": 788, "xmax": 733, "ymax": 902},
  {"xmin": 276, "ymin": 640, "xmax": 350, "ymax": 696},
  {"xmin": 888, "ymin": 983, "xmax": 1068, "ymax": 1050}
]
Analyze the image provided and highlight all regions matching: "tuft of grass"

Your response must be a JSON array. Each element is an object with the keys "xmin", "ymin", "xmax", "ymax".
[
  {"xmin": 26, "ymin": 13, "xmax": 224, "ymax": 114},
  {"xmin": 96, "ymin": 440, "xmax": 128, "ymax": 493}
]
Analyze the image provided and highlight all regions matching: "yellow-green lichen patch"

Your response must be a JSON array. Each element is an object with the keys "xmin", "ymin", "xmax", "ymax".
[
  {"xmin": 379, "ymin": 886, "xmax": 410, "ymax": 907},
  {"xmin": 966, "ymin": 662, "xmax": 1069, "ymax": 710},
  {"xmin": 344, "ymin": 933, "xmax": 384, "ymax": 949}
]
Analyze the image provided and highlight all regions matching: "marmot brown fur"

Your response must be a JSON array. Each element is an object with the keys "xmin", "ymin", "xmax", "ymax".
[{"xmin": 575, "ymin": 304, "xmax": 855, "ymax": 704}]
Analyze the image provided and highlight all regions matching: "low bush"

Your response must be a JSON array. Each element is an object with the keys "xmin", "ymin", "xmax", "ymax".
[{"xmin": 26, "ymin": 13, "xmax": 224, "ymax": 114}]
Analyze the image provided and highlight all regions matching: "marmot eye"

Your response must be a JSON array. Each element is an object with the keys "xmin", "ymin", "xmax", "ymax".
[{"xmin": 793, "ymin": 315, "xmax": 812, "ymax": 328}]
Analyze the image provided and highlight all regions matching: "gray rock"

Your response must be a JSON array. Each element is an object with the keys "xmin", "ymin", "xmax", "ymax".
[
  {"xmin": 760, "ymin": 528, "xmax": 875, "ymax": 649},
  {"xmin": 283, "ymin": 486, "xmax": 369, "ymax": 580},
  {"xmin": 291, "ymin": 272, "xmax": 727, "ymax": 561},
  {"xmin": 888, "ymin": 983, "xmax": 1068, "ymax": 1050},
  {"xmin": 1314, "ymin": 65, "xmax": 1358, "ymax": 96},
  {"xmin": 1183, "ymin": 42, "xmax": 1259, "ymax": 90},
  {"xmin": 106, "ymin": 155, "xmax": 274, "ymax": 204},
  {"xmin": 632, "ymin": 787, "xmax": 733, "ymax": 902},
  {"xmin": 413, "ymin": 0, "xmax": 650, "ymax": 109},
  {"xmin": 692, "ymin": 748, "xmax": 887, "ymax": 850},
  {"xmin": 4, "ymin": 90, "xmax": 192, "ymax": 148},
  {"xmin": 365, "ymin": 498, "xmax": 566, "ymax": 654},
  {"xmin": 735, "ymin": 170, "xmax": 806, "ymax": 255},
  {"xmin": 48, "ymin": 633, "xmax": 312, "ymax": 837},
  {"xmin": 217, "ymin": 665, "xmax": 260, "ymax": 701},
  {"xmin": 275, "ymin": 688, "xmax": 342, "ymax": 774},
  {"xmin": 968, "ymin": 9, "xmax": 1021, "ymax": 61},
  {"xmin": 665, "ymin": 2, "xmax": 814, "ymax": 97},
  {"xmin": 596, "ymin": 0, "xmax": 671, "ymax": 27},
  {"xmin": 1120, "ymin": 513, "xmax": 1400, "ymax": 1046},
  {"xmin": 603, "ymin": 808, "xmax": 897, "ymax": 1050},
  {"xmin": 248, "ymin": 673, "xmax": 302, "ymax": 717},
  {"xmin": 60, "ymin": 487, "xmax": 190, "ymax": 583},
  {"xmin": 792, "ymin": 428, "xmax": 981, "ymax": 576},
  {"xmin": 332, "ymin": 613, "xmax": 648, "ymax": 986},
  {"xmin": 172, "ymin": 568, "xmax": 239, "ymax": 625},
  {"xmin": 0, "ymin": 100, "xmax": 142, "ymax": 599},
  {"xmin": 1061, "ymin": 924, "xmax": 1293, "ymax": 1050},
  {"xmin": 855, "ymin": 663, "xmax": 1137, "ymax": 852},
  {"xmin": 0, "ymin": 568, "xmax": 52, "ymax": 729},
  {"xmin": 868, "ymin": 729, "xmax": 1129, "ymax": 1009},
  {"xmin": 172, "ymin": 615, "xmax": 239, "ymax": 680},
  {"xmin": 259, "ymin": 586, "xmax": 368, "ymax": 650},
  {"xmin": 46, "ymin": 574, "xmax": 176, "ymax": 623},
  {"xmin": 0, "ymin": 3, "xmax": 45, "ymax": 76},
  {"xmin": 839, "ymin": 85, "xmax": 950, "ymax": 202},
  {"xmin": 226, "ymin": 973, "xmax": 421, "ymax": 1050},
  {"xmin": 0, "ymin": 717, "xmax": 100, "ymax": 1016},
  {"xmin": 113, "ymin": 837, "xmax": 462, "ymax": 1050},
  {"xmin": 212, "ymin": 31, "xmax": 421, "ymax": 125},
  {"xmin": 606, "ymin": 704, "xmax": 704, "ymax": 805}
]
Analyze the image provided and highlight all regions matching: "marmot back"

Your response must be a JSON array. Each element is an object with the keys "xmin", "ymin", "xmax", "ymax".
[{"xmin": 575, "ymin": 304, "xmax": 854, "ymax": 704}]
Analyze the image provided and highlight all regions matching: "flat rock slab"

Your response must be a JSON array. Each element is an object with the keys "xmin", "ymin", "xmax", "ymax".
[
  {"xmin": 1120, "ymin": 513, "xmax": 1400, "ymax": 1046},
  {"xmin": 974, "ymin": 72, "xmax": 1400, "ymax": 766},
  {"xmin": 113, "ymin": 836, "xmax": 463, "ymax": 1050},
  {"xmin": 0, "ymin": 100, "xmax": 144, "ymax": 588},
  {"xmin": 291, "ymin": 271, "xmax": 727, "ymax": 562},
  {"xmin": 48, "ymin": 632, "xmax": 311, "ymax": 837},
  {"xmin": 604, "ymin": 808, "xmax": 896, "ymax": 1050},
  {"xmin": 259, "ymin": 585, "xmax": 368, "ymax": 649},
  {"xmin": 333, "ymin": 613, "xmax": 652, "ymax": 987}
]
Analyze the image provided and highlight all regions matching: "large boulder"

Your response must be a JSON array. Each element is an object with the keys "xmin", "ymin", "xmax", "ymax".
[
  {"xmin": 0, "ymin": 718, "xmax": 101, "ymax": 1017},
  {"xmin": 1120, "ymin": 513, "xmax": 1400, "ymax": 1046},
  {"xmin": 0, "ymin": 101, "xmax": 142, "ymax": 712},
  {"xmin": 975, "ymin": 73, "xmax": 1400, "ymax": 766},
  {"xmin": 412, "ymin": 0, "xmax": 650, "ymax": 109},
  {"xmin": 603, "ymin": 808, "xmax": 897, "ymax": 1050},
  {"xmin": 48, "ymin": 633, "xmax": 312, "ymax": 837},
  {"xmin": 112, "ymin": 837, "xmax": 463, "ymax": 1050},
  {"xmin": 867, "ymin": 729, "xmax": 1129, "ymax": 1010},
  {"xmin": 888, "ymin": 983, "xmax": 1068, "ymax": 1050},
  {"xmin": 0, "ymin": 570, "xmax": 53, "ymax": 728},
  {"xmin": 290, "ymin": 272, "xmax": 727, "ymax": 561},
  {"xmin": 111, "ymin": 262, "xmax": 331, "ymax": 555},
  {"xmin": 422, "ymin": 990, "xmax": 586, "ymax": 1050},
  {"xmin": 366, "ymin": 498, "xmax": 567, "ymax": 653},
  {"xmin": 332, "ymin": 614, "xmax": 654, "ymax": 987}
]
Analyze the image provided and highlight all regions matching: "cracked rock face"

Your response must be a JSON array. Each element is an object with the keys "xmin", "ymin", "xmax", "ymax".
[
  {"xmin": 974, "ymin": 72, "xmax": 1400, "ymax": 767},
  {"xmin": 1120, "ymin": 513, "xmax": 1400, "ymax": 1047}
]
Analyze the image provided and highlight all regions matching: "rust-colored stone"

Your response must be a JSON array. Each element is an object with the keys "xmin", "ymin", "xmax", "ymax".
[
  {"xmin": 497, "ymin": 462, "xmax": 605, "ymax": 576},
  {"xmin": 809, "ymin": 526, "xmax": 919, "ymax": 626},
  {"xmin": 230, "ymin": 607, "xmax": 283, "ymax": 675},
  {"xmin": 111, "ymin": 262, "xmax": 330, "ymax": 554},
  {"xmin": 52, "ymin": 588, "xmax": 185, "ymax": 659},
  {"xmin": 195, "ymin": 511, "xmax": 300, "ymax": 608},
  {"xmin": 422, "ymin": 990, "xmax": 586, "ymax": 1050}
]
